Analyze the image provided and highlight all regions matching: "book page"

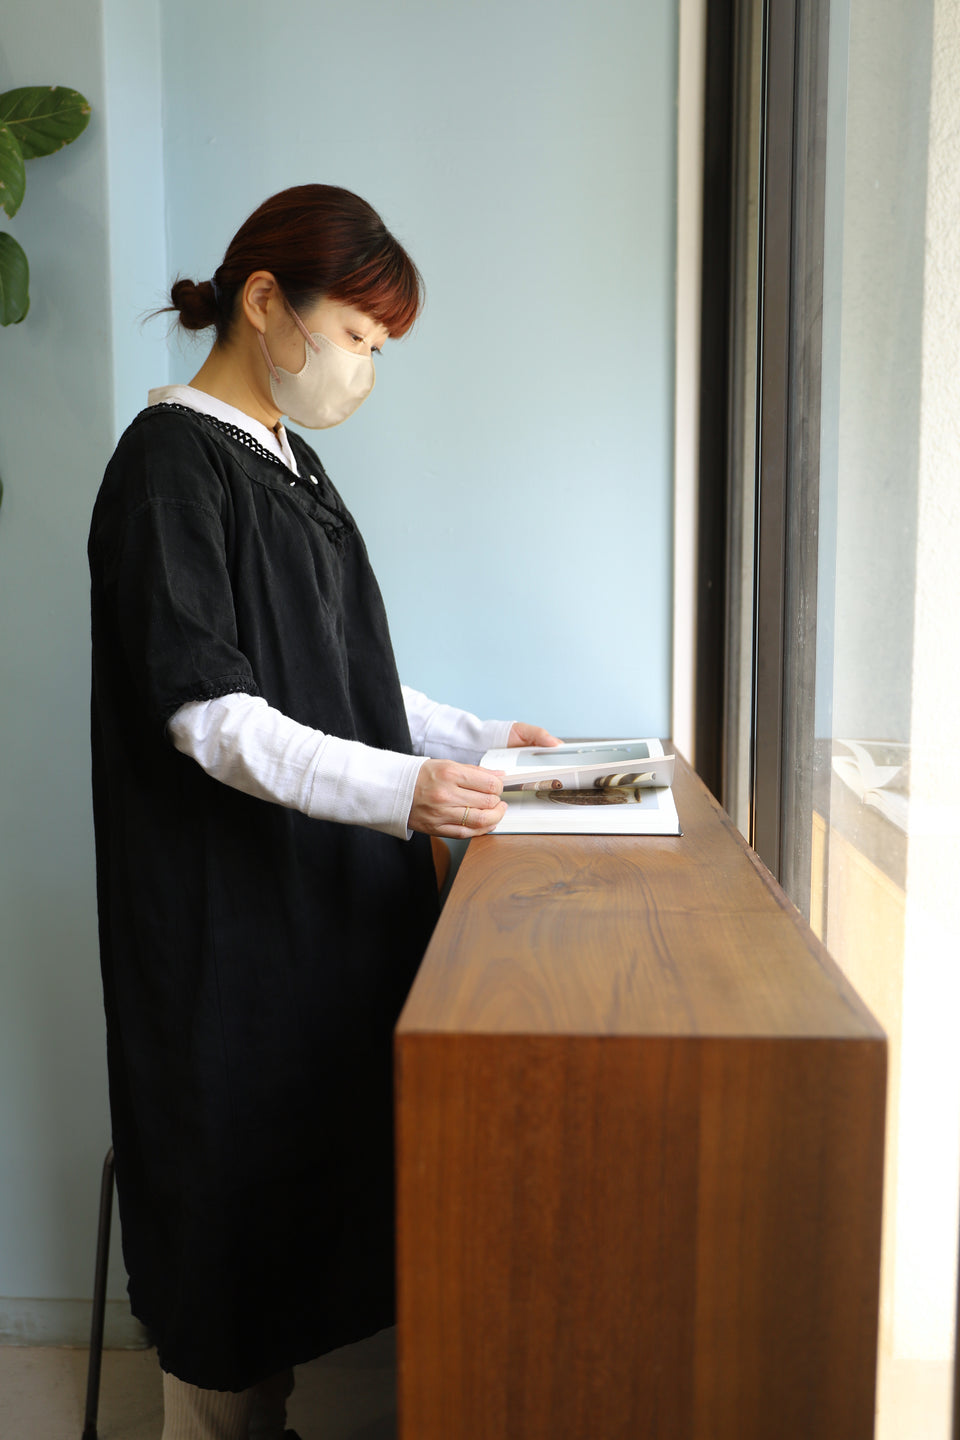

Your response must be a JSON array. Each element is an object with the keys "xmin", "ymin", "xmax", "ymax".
[{"xmin": 490, "ymin": 776, "xmax": 681, "ymax": 836}]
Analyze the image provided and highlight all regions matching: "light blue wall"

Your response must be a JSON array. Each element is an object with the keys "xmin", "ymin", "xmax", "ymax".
[
  {"xmin": 160, "ymin": 0, "xmax": 677, "ymax": 735},
  {"xmin": 0, "ymin": 0, "xmax": 167, "ymax": 1333},
  {"xmin": 0, "ymin": 0, "xmax": 121, "ymax": 1312},
  {"xmin": 102, "ymin": 0, "xmax": 170, "ymax": 431},
  {"xmin": 0, "ymin": 0, "xmax": 677, "ymax": 1330}
]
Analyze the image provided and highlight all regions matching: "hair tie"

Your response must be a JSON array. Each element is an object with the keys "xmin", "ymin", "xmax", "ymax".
[{"xmin": 209, "ymin": 277, "xmax": 222, "ymax": 307}]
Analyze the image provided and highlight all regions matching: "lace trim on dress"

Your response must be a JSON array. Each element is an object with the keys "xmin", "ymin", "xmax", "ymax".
[{"xmin": 159, "ymin": 402, "xmax": 355, "ymax": 552}]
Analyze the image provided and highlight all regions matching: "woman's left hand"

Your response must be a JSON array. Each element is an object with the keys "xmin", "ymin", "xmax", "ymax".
[{"xmin": 508, "ymin": 722, "xmax": 563, "ymax": 748}]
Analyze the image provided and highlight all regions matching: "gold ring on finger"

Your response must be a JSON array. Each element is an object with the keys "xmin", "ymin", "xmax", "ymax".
[{"xmin": 461, "ymin": 807, "xmax": 470, "ymax": 827}]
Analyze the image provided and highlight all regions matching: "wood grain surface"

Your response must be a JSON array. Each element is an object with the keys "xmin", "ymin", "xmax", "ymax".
[
  {"xmin": 399, "ymin": 755, "xmax": 883, "ymax": 1039},
  {"xmin": 395, "ymin": 754, "xmax": 886, "ymax": 1439}
]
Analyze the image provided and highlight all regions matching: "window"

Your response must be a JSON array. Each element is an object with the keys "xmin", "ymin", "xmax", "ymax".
[{"xmin": 709, "ymin": 0, "xmax": 960, "ymax": 1433}]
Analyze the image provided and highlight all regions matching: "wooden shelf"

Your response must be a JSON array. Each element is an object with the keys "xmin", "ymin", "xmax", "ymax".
[{"xmin": 396, "ymin": 752, "xmax": 886, "ymax": 1439}]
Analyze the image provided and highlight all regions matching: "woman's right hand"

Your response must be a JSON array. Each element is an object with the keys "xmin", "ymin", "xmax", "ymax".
[{"xmin": 409, "ymin": 759, "xmax": 507, "ymax": 838}]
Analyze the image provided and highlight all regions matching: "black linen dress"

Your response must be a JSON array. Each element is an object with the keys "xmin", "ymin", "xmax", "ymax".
[{"xmin": 88, "ymin": 404, "xmax": 439, "ymax": 1391}]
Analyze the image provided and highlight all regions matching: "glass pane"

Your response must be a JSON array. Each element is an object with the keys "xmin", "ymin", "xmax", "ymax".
[
  {"xmin": 806, "ymin": 0, "xmax": 960, "ymax": 1434},
  {"xmin": 724, "ymin": 0, "xmax": 764, "ymax": 841}
]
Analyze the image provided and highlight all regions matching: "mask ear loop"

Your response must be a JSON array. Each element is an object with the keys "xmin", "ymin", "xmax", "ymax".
[
  {"xmin": 257, "ymin": 332, "xmax": 281, "ymax": 381},
  {"xmin": 288, "ymin": 306, "xmax": 322, "ymax": 352},
  {"xmin": 258, "ymin": 303, "xmax": 321, "ymax": 381}
]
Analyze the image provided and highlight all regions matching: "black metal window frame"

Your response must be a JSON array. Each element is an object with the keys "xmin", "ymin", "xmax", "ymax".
[
  {"xmin": 696, "ymin": 0, "xmax": 828, "ymax": 898},
  {"xmin": 696, "ymin": 6, "xmax": 960, "ymax": 1432}
]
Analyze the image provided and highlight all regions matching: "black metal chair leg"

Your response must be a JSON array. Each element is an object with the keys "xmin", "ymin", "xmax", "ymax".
[{"xmin": 82, "ymin": 1147, "xmax": 115, "ymax": 1440}]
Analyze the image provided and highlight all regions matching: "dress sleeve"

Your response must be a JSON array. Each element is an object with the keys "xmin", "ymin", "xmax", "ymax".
[
  {"xmin": 168, "ymin": 693, "xmax": 427, "ymax": 840},
  {"xmin": 95, "ymin": 495, "xmax": 261, "ymax": 731},
  {"xmin": 401, "ymin": 685, "xmax": 514, "ymax": 763}
]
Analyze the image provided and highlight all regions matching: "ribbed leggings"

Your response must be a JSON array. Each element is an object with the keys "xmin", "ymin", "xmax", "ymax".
[{"xmin": 160, "ymin": 1367, "xmax": 295, "ymax": 1440}]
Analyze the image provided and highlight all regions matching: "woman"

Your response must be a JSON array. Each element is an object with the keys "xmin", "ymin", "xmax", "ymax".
[{"xmin": 89, "ymin": 184, "xmax": 558, "ymax": 1440}]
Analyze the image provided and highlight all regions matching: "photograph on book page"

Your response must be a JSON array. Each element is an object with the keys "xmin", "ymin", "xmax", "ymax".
[{"xmin": 479, "ymin": 738, "xmax": 681, "ymax": 835}]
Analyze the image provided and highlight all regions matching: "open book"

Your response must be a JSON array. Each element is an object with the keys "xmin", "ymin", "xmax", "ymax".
[{"xmin": 479, "ymin": 739, "xmax": 681, "ymax": 835}]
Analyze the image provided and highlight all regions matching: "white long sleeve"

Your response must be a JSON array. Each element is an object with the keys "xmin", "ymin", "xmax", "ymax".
[
  {"xmin": 401, "ymin": 685, "xmax": 514, "ymax": 762},
  {"xmin": 167, "ymin": 688, "xmax": 515, "ymax": 839},
  {"xmin": 167, "ymin": 693, "xmax": 427, "ymax": 840}
]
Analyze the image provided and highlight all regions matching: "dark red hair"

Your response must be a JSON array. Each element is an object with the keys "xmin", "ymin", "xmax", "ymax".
[{"xmin": 167, "ymin": 184, "xmax": 423, "ymax": 341}]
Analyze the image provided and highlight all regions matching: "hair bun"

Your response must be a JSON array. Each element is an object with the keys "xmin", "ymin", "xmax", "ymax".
[{"xmin": 169, "ymin": 277, "xmax": 219, "ymax": 332}]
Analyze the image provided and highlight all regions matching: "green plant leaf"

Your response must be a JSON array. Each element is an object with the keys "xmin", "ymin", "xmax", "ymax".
[
  {"xmin": 0, "ymin": 86, "xmax": 91, "ymax": 161},
  {"xmin": 0, "ymin": 230, "xmax": 30, "ymax": 324},
  {"xmin": 0, "ymin": 126, "xmax": 26, "ymax": 217}
]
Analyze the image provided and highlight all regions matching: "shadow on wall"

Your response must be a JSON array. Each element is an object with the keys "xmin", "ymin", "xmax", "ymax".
[{"xmin": 1, "ymin": 888, "xmax": 122, "ymax": 1323}]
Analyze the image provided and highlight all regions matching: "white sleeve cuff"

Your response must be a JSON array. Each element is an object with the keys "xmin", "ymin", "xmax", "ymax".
[
  {"xmin": 401, "ymin": 684, "xmax": 514, "ymax": 763},
  {"xmin": 167, "ymin": 693, "xmax": 427, "ymax": 840}
]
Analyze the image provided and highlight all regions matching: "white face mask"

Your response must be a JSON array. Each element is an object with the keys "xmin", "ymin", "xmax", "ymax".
[{"xmin": 258, "ymin": 306, "xmax": 376, "ymax": 428}]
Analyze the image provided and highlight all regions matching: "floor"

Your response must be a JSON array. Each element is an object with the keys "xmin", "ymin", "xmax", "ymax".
[{"xmin": 0, "ymin": 1327, "xmax": 397, "ymax": 1440}]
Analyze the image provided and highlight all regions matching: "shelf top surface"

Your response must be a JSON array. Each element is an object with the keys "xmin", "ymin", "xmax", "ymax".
[{"xmin": 397, "ymin": 752, "xmax": 885, "ymax": 1041}]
